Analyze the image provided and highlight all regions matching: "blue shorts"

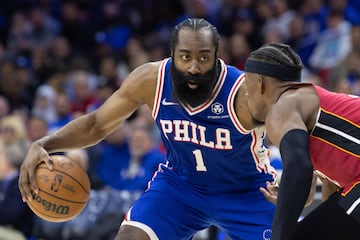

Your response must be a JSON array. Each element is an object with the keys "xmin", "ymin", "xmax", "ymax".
[{"xmin": 121, "ymin": 168, "xmax": 274, "ymax": 240}]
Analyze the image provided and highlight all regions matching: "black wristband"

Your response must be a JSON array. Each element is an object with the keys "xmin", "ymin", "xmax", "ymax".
[{"xmin": 271, "ymin": 129, "xmax": 314, "ymax": 240}]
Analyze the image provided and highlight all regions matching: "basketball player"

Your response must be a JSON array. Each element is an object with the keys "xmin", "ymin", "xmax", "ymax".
[
  {"xmin": 243, "ymin": 42, "xmax": 360, "ymax": 240},
  {"xmin": 19, "ymin": 18, "xmax": 277, "ymax": 239}
]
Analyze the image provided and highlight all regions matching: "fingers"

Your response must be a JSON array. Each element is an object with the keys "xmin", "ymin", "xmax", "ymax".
[
  {"xmin": 259, "ymin": 187, "xmax": 268, "ymax": 197},
  {"xmin": 260, "ymin": 186, "xmax": 273, "ymax": 199},
  {"xmin": 266, "ymin": 181, "xmax": 279, "ymax": 195},
  {"xmin": 18, "ymin": 146, "xmax": 52, "ymax": 202},
  {"xmin": 45, "ymin": 156, "xmax": 54, "ymax": 171},
  {"xmin": 18, "ymin": 163, "xmax": 36, "ymax": 202},
  {"xmin": 18, "ymin": 169, "xmax": 29, "ymax": 202},
  {"xmin": 260, "ymin": 181, "xmax": 279, "ymax": 205}
]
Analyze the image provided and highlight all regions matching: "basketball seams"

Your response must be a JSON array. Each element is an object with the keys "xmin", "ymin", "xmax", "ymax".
[
  {"xmin": 36, "ymin": 166, "xmax": 90, "ymax": 195},
  {"xmin": 38, "ymin": 188, "xmax": 87, "ymax": 204}
]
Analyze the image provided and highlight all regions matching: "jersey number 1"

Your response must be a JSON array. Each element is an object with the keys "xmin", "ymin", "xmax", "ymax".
[{"xmin": 192, "ymin": 149, "xmax": 207, "ymax": 171}]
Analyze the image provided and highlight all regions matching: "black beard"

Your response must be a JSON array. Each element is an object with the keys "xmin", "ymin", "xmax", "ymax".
[{"xmin": 171, "ymin": 60, "xmax": 219, "ymax": 107}]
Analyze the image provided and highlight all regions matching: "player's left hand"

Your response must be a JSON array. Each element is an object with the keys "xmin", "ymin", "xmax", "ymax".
[{"xmin": 259, "ymin": 181, "xmax": 279, "ymax": 205}]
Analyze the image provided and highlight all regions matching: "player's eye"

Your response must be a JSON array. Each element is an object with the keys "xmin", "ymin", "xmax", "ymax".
[
  {"xmin": 181, "ymin": 55, "xmax": 190, "ymax": 61},
  {"xmin": 200, "ymin": 55, "xmax": 209, "ymax": 62}
]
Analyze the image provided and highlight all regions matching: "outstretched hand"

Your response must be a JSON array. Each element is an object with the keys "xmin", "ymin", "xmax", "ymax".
[
  {"xmin": 259, "ymin": 181, "xmax": 279, "ymax": 205},
  {"xmin": 18, "ymin": 141, "xmax": 53, "ymax": 202}
]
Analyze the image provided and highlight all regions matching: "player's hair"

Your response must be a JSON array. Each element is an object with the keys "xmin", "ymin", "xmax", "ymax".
[
  {"xmin": 248, "ymin": 42, "xmax": 303, "ymax": 69},
  {"xmin": 245, "ymin": 42, "xmax": 303, "ymax": 82},
  {"xmin": 170, "ymin": 18, "xmax": 220, "ymax": 55}
]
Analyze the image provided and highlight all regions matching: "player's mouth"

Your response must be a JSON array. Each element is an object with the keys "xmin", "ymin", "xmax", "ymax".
[{"xmin": 187, "ymin": 81, "xmax": 198, "ymax": 89}]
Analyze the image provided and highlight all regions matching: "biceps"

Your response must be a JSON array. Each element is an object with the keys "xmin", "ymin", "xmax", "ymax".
[{"xmin": 266, "ymin": 111, "xmax": 307, "ymax": 147}]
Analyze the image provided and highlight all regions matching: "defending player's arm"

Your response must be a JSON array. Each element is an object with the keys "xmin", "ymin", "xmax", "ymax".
[
  {"xmin": 19, "ymin": 61, "xmax": 159, "ymax": 202},
  {"xmin": 317, "ymin": 174, "xmax": 340, "ymax": 202},
  {"xmin": 265, "ymin": 96, "xmax": 314, "ymax": 240}
]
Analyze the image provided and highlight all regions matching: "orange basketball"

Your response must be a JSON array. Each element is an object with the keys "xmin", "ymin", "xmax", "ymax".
[{"xmin": 27, "ymin": 155, "xmax": 90, "ymax": 222}]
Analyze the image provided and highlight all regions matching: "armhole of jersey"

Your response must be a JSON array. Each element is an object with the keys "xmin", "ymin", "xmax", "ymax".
[
  {"xmin": 152, "ymin": 58, "xmax": 169, "ymax": 120},
  {"xmin": 310, "ymin": 108, "xmax": 322, "ymax": 135},
  {"xmin": 227, "ymin": 73, "xmax": 250, "ymax": 134},
  {"xmin": 309, "ymin": 85, "xmax": 321, "ymax": 135}
]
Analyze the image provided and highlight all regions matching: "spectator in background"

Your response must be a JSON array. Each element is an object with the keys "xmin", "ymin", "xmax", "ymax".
[
  {"xmin": 0, "ymin": 141, "xmax": 33, "ymax": 239},
  {"xmin": 301, "ymin": 0, "xmax": 327, "ymax": 35},
  {"xmin": 129, "ymin": 105, "xmax": 163, "ymax": 151},
  {"xmin": 286, "ymin": 14, "xmax": 306, "ymax": 51},
  {"xmin": 262, "ymin": 25, "xmax": 283, "ymax": 44},
  {"xmin": 66, "ymin": 70, "xmax": 98, "ymax": 115},
  {"xmin": 47, "ymin": 36, "xmax": 73, "ymax": 72},
  {"xmin": 31, "ymin": 84, "xmax": 57, "ymax": 124},
  {"xmin": 217, "ymin": 36, "xmax": 230, "ymax": 64},
  {"xmin": 48, "ymin": 92, "xmax": 72, "ymax": 134},
  {"xmin": 98, "ymin": 55, "xmax": 123, "ymax": 89},
  {"xmin": 339, "ymin": 25, "xmax": 360, "ymax": 92},
  {"xmin": 97, "ymin": 124, "xmax": 130, "ymax": 189},
  {"xmin": 86, "ymin": 77, "xmax": 116, "ymax": 113},
  {"xmin": 59, "ymin": 1, "xmax": 94, "ymax": 55},
  {"xmin": 6, "ymin": 12, "xmax": 31, "ymax": 57},
  {"xmin": 0, "ymin": 114, "xmax": 29, "ymax": 147},
  {"xmin": 309, "ymin": 9, "xmax": 352, "ymax": 89},
  {"xmin": 27, "ymin": 6, "xmax": 60, "ymax": 52},
  {"xmin": 123, "ymin": 37, "xmax": 150, "ymax": 71},
  {"xmin": 326, "ymin": 0, "xmax": 360, "ymax": 25},
  {"xmin": 232, "ymin": 8, "xmax": 263, "ymax": 50},
  {"xmin": 262, "ymin": 0, "xmax": 296, "ymax": 42},
  {"xmin": 0, "ymin": 60, "xmax": 32, "ymax": 113},
  {"xmin": 98, "ymin": 122, "xmax": 165, "ymax": 191},
  {"xmin": 182, "ymin": 0, "xmax": 217, "ymax": 27},
  {"xmin": 291, "ymin": 0, "xmax": 327, "ymax": 68},
  {"xmin": 0, "ymin": 95, "xmax": 10, "ymax": 120},
  {"xmin": 228, "ymin": 33, "xmax": 250, "ymax": 70},
  {"xmin": 26, "ymin": 115, "xmax": 48, "ymax": 142},
  {"xmin": 31, "ymin": 47, "xmax": 53, "ymax": 87},
  {"xmin": 118, "ymin": 126, "xmax": 165, "ymax": 191}
]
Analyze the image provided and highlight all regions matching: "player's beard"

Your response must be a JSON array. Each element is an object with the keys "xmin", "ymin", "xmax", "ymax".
[{"xmin": 171, "ymin": 60, "xmax": 219, "ymax": 107}]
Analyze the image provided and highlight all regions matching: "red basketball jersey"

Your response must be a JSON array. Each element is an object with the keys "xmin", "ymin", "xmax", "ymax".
[{"xmin": 310, "ymin": 86, "xmax": 360, "ymax": 192}]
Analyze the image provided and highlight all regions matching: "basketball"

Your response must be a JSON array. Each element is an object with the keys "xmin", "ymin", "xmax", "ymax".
[{"xmin": 27, "ymin": 154, "xmax": 91, "ymax": 222}]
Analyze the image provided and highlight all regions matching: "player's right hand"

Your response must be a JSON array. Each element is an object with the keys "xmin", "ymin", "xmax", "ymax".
[
  {"xmin": 18, "ymin": 141, "xmax": 52, "ymax": 202},
  {"xmin": 259, "ymin": 181, "xmax": 279, "ymax": 205}
]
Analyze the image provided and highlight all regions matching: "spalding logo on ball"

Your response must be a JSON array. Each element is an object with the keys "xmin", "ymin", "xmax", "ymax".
[{"xmin": 27, "ymin": 155, "xmax": 91, "ymax": 222}]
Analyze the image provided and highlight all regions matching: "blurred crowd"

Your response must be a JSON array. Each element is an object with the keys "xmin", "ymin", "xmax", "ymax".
[{"xmin": 0, "ymin": 0, "xmax": 360, "ymax": 239}]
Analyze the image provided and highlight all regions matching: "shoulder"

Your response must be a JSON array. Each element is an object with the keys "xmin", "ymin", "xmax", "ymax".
[
  {"xmin": 127, "ymin": 60, "xmax": 163, "ymax": 82},
  {"xmin": 279, "ymin": 85, "xmax": 317, "ymax": 105},
  {"xmin": 266, "ymin": 85, "xmax": 319, "ymax": 145},
  {"xmin": 119, "ymin": 60, "xmax": 164, "ymax": 103}
]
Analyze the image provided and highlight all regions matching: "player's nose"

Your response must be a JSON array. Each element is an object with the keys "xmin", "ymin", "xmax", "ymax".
[{"xmin": 188, "ymin": 61, "xmax": 201, "ymax": 75}]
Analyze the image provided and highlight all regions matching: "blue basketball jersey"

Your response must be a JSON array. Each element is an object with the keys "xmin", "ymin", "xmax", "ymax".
[{"xmin": 152, "ymin": 58, "xmax": 276, "ymax": 192}]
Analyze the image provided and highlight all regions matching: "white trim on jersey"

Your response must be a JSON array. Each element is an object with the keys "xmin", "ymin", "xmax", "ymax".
[
  {"xmin": 152, "ymin": 58, "xmax": 169, "ymax": 119},
  {"xmin": 346, "ymin": 197, "xmax": 360, "ymax": 215},
  {"xmin": 228, "ymin": 73, "xmax": 250, "ymax": 134}
]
